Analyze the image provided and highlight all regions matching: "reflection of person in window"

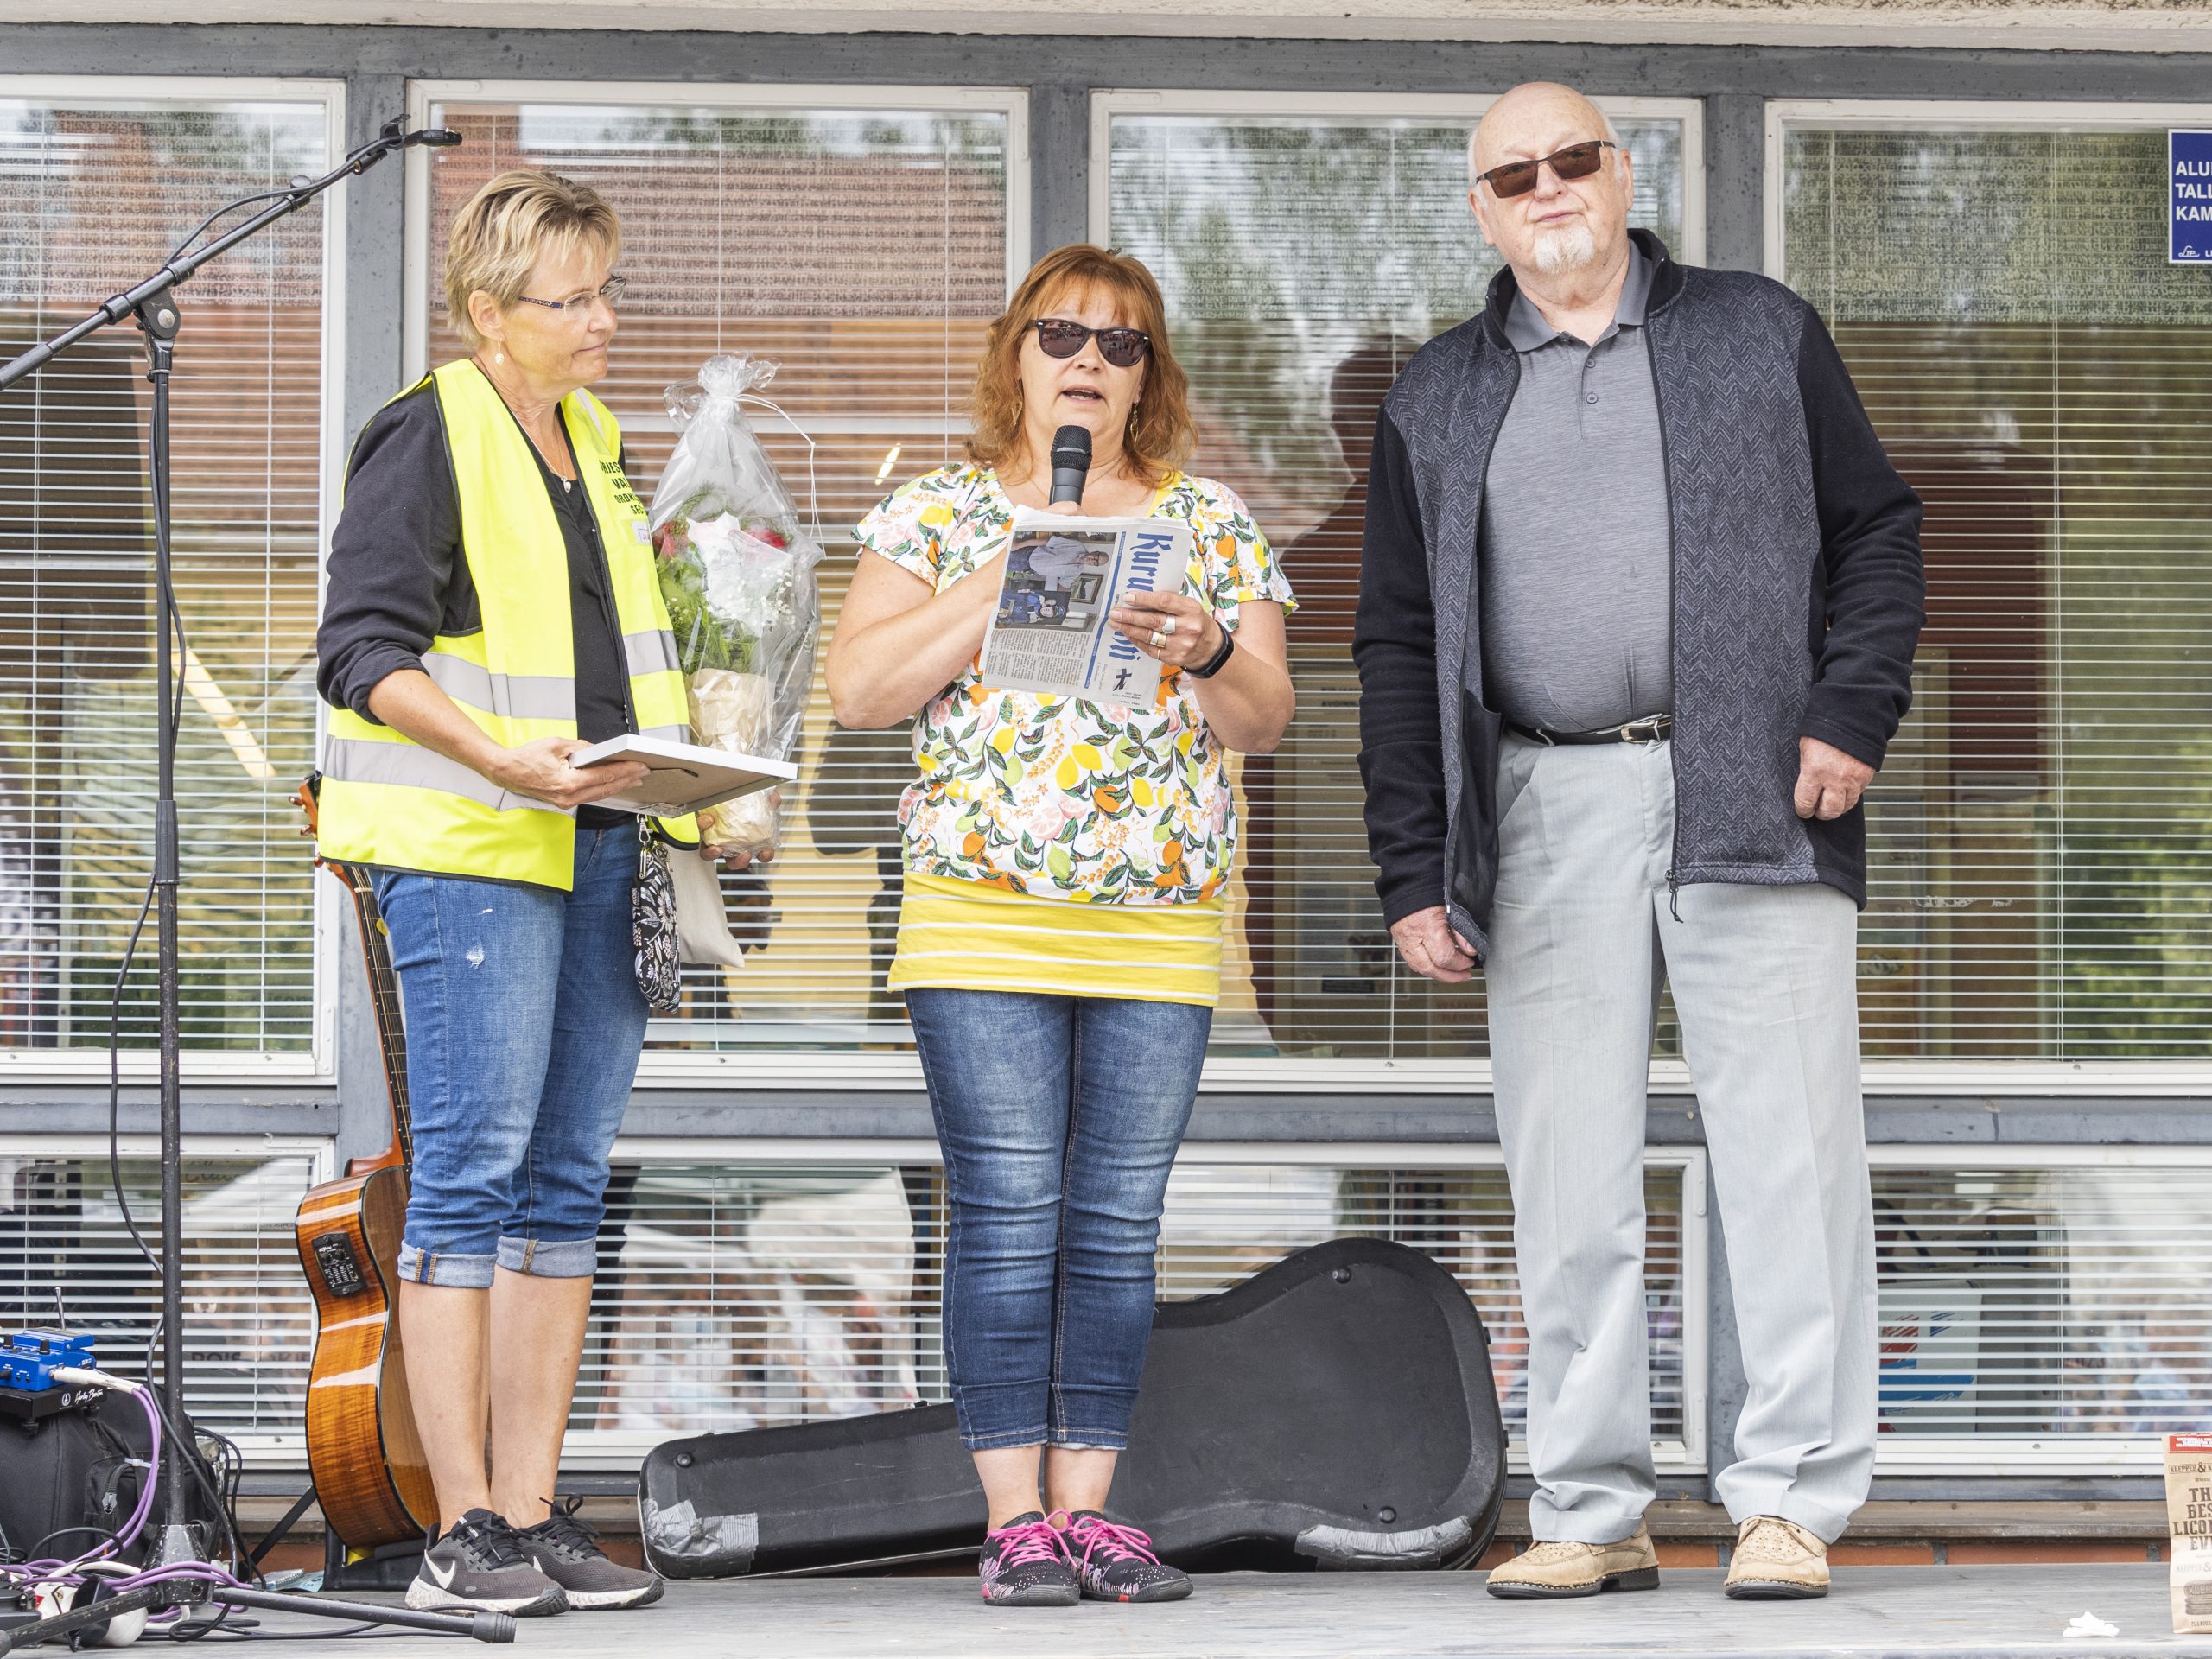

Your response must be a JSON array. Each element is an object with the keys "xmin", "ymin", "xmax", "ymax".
[
  {"xmin": 826, "ymin": 245, "xmax": 1295, "ymax": 1610},
  {"xmin": 1246, "ymin": 339, "xmax": 1411, "ymax": 1039},
  {"xmin": 1360, "ymin": 83, "xmax": 1923, "ymax": 1603}
]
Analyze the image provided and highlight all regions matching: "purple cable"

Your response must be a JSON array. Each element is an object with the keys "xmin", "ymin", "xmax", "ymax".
[{"xmin": 3, "ymin": 1383, "xmax": 163, "ymax": 1592}]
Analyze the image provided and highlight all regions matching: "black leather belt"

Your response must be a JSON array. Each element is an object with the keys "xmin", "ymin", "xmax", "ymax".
[{"xmin": 1505, "ymin": 715, "xmax": 1673, "ymax": 747}]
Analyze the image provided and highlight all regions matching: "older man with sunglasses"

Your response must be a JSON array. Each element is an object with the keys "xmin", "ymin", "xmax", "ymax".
[{"xmin": 1355, "ymin": 82, "xmax": 1924, "ymax": 1601}]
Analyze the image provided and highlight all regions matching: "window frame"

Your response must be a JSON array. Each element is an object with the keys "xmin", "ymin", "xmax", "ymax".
[
  {"xmin": 0, "ymin": 73, "xmax": 350, "ymax": 1085},
  {"xmin": 1865, "ymin": 1141, "xmax": 2212, "ymax": 1476},
  {"xmin": 1767, "ymin": 99, "xmax": 2212, "ymax": 1098},
  {"xmin": 1075, "ymin": 92, "xmax": 1725, "ymax": 1095},
  {"xmin": 395, "ymin": 79, "xmax": 1031, "ymax": 1091}
]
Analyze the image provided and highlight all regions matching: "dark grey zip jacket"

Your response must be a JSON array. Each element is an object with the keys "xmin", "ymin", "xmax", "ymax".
[{"xmin": 1354, "ymin": 231, "xmax": 1925, "ymax": 961}]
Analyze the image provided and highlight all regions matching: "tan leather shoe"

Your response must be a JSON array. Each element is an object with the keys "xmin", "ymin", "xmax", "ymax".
[
  {"xmin": 1724, "ymin": 1515, "xmax": 1830, "ymax": 1599},
  {"xmin": 1485, "ymin": 1525, "xmax": 1659, "ymax": 1599}
]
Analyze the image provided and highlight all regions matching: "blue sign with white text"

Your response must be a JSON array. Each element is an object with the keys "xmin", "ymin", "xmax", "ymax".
[{"xmin": 2175, "ymin": 130, "xmax": 2212, "ymax": 264}]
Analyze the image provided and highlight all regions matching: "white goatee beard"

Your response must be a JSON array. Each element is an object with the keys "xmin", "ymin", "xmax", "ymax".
[{"xmin": 1531, "ymin": 222, "xmax": 1599, "ymax": 276}]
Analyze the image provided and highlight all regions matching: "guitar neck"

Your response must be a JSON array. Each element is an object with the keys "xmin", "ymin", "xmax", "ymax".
[{"xmin": 340, "ymin": 863, "xmax": 413, "ymax": 1171}]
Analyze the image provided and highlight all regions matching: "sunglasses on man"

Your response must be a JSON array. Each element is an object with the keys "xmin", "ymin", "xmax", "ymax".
[
  {"xmin": 1475, "ymin": 140, "xmax": 1618, "ymax": 200},
  {"xmin": 1030, "ymin": 318, "xmax": 1152, "ymax": 370}
]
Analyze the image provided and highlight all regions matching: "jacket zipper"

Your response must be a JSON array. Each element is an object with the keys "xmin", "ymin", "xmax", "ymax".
[
  {"xmin": 1445, "ymin": 352, "xmax": 1518, "ymax": 935},
  {"xmin": 1642, "ymin": 313, "xmax": 1684, "ymax": 924}
]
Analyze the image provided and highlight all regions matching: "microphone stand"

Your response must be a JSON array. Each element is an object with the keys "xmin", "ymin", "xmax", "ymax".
[{"xmin": 0, "ymin": 119, "xmax": 494, "ymax": 1643}]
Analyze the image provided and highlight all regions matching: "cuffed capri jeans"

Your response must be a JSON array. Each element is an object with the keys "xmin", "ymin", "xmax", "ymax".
[
  {"xmin": 906, "ymin": 988, "xmax": 1210, "ymax": 1453},
  {"xmin": 374, "ymin": 823, "xmax": 648, "ymax": 1289}
]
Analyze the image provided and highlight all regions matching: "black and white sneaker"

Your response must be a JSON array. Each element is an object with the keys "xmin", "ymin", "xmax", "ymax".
[
  {"xmin": 516, "ymin": 1496, "xmax": 665, "ymax": 1611},
  {"xmin": 406, "ymin": 1509, "xmax": 567, "ymax": 1617}
]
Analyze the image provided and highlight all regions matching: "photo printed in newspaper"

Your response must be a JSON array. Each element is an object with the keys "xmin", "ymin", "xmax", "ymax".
[{"xmin": 976, "ymin": 511, "xmax": 1192, "ymax": 709}]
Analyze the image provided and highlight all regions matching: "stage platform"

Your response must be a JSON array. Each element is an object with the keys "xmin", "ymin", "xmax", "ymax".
[{"xmin": 204, "ymin": 1565, "xmax": 2210, "ymax": 1657}]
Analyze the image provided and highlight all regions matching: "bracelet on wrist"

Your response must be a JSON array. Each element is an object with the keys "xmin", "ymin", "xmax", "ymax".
[{"xmin": 1186, "ymin": 624, "xmax": 1236, "ymax": 680}]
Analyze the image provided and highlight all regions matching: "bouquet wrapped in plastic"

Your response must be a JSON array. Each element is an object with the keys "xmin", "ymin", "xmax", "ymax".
[{"xmin": 649, "ymin": 354, "xmax": 824, "ymax": 858}]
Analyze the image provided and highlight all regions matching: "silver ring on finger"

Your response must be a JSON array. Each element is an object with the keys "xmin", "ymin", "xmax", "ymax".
[{"xmin": 1158, "ymin": 615, "xmax": 1177, "ymax": 638}]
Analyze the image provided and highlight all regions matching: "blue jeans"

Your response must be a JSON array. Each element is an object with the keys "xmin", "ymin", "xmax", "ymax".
[
  {"xmin": 906, "ymin": 988, "xmax": 1211, "ymax": 1452},
  {"xmin": 374, "ymin": 824, "xmax": 647, "ymax": 1289}
]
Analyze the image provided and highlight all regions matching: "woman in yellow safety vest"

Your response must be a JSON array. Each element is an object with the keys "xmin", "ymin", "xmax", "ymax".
[{"xmin": 315, "ymin": 168, "xmax": 750, "ymax": 1619}]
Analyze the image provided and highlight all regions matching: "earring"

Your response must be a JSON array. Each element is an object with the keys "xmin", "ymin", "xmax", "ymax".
[{"xmin": 493, "ymin": 348, "xmax": 504, "ymax": 365}]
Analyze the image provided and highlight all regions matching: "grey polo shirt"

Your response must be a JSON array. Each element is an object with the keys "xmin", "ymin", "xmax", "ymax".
[{"xmin": 1476, "ymin": 246, "xmax": 1675, "ymax": 734}]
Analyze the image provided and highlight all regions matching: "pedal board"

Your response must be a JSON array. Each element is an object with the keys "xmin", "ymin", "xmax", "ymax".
[{"xmin": 0, "ymin": 1382, "xmax": 107, "ymax": 1425}]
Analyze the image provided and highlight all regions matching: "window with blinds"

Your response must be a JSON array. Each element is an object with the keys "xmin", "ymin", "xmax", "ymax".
[
  {"xmin": 15, "ymin": 1140, "xmax": 2194, "ymax": 1470},
  {"xmin": 0, "ymin": 91, "xmax": 334, "ymax": 1060},
  {"xmin": 1780, "ymin": 115, "xmax": 2212, "ymax": 1062},
  {"xmin": 0, "ymin": 1146, "xmax": 317, "ymax": 1457},
  {"xmin": 1102, "ymin": 100, "xmax": 1692, "ymax": 1061},
  {"xmin": 407, "ymin": 90, "xmax": 1017, "ymax": 1056},
  {"xmin": 1871, "ymin": 1157, "xmax": 2212, "ymax": 1462},
  {"xmin": 568, "ymin": 1149, "xmax": 1695, "ymax": 1467}
]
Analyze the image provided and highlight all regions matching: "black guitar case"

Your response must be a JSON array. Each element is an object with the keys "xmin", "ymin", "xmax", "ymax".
[{"xmin": 638, "ymin": 1236, "xmax": 1506, "ymax": 1578}]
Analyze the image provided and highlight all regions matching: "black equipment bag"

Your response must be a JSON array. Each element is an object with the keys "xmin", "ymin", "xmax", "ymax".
[
  {"xmin": 0, "ymin": 1387, "xmax": 220, "ymax": 1567},
  {"xmin": 639, "ymin": 1236, "xmax": 1506, "ymax": 1578}
]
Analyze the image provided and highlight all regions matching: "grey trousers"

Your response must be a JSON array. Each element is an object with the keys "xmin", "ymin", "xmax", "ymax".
[{"xmin": 1486, "ymin": 734, "xmax": 1878, "ymax": 1546}]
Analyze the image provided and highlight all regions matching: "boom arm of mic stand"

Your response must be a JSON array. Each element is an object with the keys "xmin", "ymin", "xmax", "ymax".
[{"xmin": 0, "ymin": 121, "xmax": 431, "ymax": 393}]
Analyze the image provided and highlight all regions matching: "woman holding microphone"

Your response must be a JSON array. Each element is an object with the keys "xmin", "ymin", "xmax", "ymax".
[
  {"xmin": 827, "ymin": 245, "xmax": 1295, "ymax": 1608},
  {"xmin": 315, "ymin": 168, "xmax": 753, "ymax": 1617}
]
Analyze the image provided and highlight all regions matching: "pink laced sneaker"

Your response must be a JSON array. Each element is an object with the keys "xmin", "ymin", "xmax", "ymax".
[
  {"xmin": 1060, "ymin": 1510, "xmax": 1192, "ymax": 1604},
  {"xmin": 977, "ymin": 1510, "xmax": 1077, "ymax": 1607}
]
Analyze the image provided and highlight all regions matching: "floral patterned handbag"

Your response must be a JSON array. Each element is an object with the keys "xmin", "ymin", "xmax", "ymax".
[{"xmin": 632, "ymin": 820, "xmax": 683, "ymax": 1013}]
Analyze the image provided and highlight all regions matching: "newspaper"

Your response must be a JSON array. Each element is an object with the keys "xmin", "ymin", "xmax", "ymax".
[
  {"xmin": 2169, "ymin": 1433, "xmax": 2212, "ymax": 1632},
  {"xmin": 976, "ymin": 510, "xmax": 1191, "ymax": 708}
]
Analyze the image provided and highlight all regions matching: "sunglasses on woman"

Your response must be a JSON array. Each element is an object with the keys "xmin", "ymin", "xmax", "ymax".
[
  {"xmin": 1030, "ymin": 318, "xmax": 1152, "ymax": 369},
  {"xmin": 1476, "ymin": 140, "xmax": 1618, "ymax": 200}
]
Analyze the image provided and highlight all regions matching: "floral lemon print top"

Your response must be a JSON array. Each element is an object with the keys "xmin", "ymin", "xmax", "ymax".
[{"xmin": 855, "ymin": 463, "xmax": 1294, "ymax": 1005}]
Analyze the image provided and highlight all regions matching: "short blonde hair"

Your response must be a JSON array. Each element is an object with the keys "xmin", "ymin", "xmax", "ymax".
[{"xmin": 443, "ymin": 168, "xmax": 620, "ymax": 349}]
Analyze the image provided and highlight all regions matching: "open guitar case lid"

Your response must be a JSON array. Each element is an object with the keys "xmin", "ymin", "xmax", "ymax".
[{"xmin": 639, "ymin": 1236, "xmax": 1507, "ymax": 1578}]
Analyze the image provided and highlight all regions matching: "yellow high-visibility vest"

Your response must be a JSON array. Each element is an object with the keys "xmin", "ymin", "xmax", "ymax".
[{"xmin": 317, "ymin": 359, "xmax": 697, "ymax": 890}]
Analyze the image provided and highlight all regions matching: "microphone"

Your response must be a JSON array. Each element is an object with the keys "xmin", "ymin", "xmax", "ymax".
[
  {"xmin": 1049, "ymin": 425, "xmax": 1091, "ymax": 506},
  {"xmin": 404, "ymin": 128, "xmax": 463, "ymax": 148}
]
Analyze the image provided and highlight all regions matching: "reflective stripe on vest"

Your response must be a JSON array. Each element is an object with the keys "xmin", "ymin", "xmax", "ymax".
[{"xmin": 315, "ymin": 359, "xmax": 699, "ymax": 889}]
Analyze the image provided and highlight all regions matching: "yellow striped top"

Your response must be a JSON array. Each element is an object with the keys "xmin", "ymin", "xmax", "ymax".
[{"xmin": 887, "ymin": 872, "xmax": 1225, "ymax": 1007}]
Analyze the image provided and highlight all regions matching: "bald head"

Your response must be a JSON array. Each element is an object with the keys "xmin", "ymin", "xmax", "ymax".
[
  {"xmin": 1465, "ymin": 80, "xmax": 1634, "ymax": 285},
  {"xmin": 1469, "ymin": 82, "xmax": 1620, "ymax": 184}
]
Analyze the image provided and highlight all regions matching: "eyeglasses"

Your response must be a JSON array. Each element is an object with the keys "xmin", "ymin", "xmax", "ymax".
[
  {"xmin": 516, "ymin": 276, "xmax": 628, "ymax": 315},
  {"xmin": 1030, "ymin": 318, "xmax": 1151, "ymax": 369},
  {"xmin": 1475, "ymin": 141, "xmax": 1618, "ymax": 200}
]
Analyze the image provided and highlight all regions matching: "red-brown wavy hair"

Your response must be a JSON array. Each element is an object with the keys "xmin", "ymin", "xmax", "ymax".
[{"xmin": 967, "ymin": 245, "xmax": 1195, "ymax": 486}]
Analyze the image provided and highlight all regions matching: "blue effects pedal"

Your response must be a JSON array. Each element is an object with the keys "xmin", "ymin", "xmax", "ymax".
[{"xmin": 0, "ymin": 1329, "xmax": 97, "ymax": 1392}]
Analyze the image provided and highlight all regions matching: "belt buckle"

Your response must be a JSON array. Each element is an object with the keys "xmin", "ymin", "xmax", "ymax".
[{"xmin": 1619, "ymin": 716, "xmax": 1663, "ymax": 744}]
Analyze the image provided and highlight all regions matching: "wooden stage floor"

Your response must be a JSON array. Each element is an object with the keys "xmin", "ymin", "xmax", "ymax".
[{"xmin": 203, "ymin": 1564, "xmax": 2212, "ymax": 1657}]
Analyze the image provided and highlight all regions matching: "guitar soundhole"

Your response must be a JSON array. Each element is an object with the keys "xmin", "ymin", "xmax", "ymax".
[{"xmin": 313, "ymin": 1233, "xmax": 368, "ymax": 1298}]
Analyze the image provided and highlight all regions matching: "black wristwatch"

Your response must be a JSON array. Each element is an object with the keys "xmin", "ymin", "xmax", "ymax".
[{"xmin": 1186, "ymin": 625, "xmax": 1236, "ymax": 680}]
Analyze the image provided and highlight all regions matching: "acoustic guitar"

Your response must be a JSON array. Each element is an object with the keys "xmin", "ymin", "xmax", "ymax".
[{"xmin": 290, "ymin": 772, "xmax": 436, "ymax": 1550}]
